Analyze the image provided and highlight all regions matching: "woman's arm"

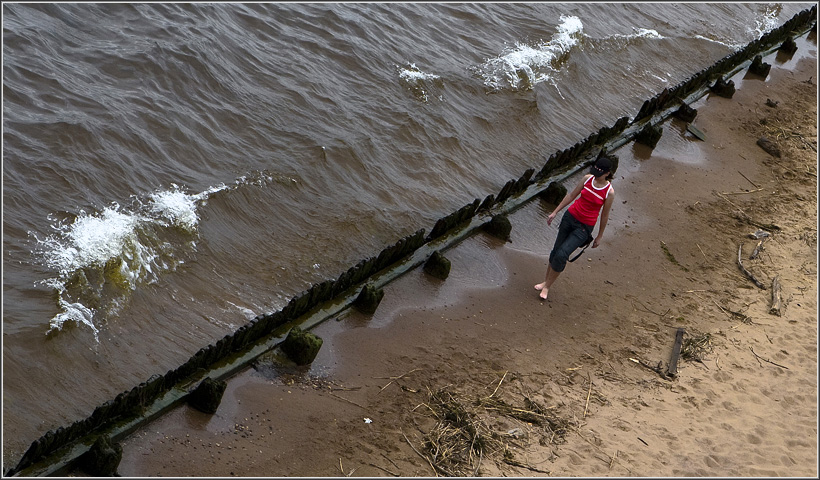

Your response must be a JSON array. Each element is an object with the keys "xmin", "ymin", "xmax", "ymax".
[
  {"xmin": 592, "ymin": 188, "xmax": 615, "ymax": 248},
  {"xmin": 547, "ymin": 175, "xmax": 589, "ymax": 226}
]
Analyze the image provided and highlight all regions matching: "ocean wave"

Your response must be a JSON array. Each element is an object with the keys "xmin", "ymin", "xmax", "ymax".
[
  {"xmin": 472, "ymin": 14, "xmax": 583, "ymax": 92},
  {"xmin": 750, "ymin": 4, "xmax": 784, "ymax": 40},
  {"xmin": 31, "ymin": 174, "xmax": 295, "ymax": 337},
  {"xmin": 32, "ymin": 185, "xmax": 213, "ymax": 337},
  {"xmin": 694, "ymin": 5, "xmax": 782, "ymax": 51},
  {"xmin": 693, "ymin": 34, "xmax": 746, "ymax": 51}
]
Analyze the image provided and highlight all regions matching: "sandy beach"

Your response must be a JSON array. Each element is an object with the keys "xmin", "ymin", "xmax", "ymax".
[{"xmin": 113, "ymin": 46, "xmax": 817, "ymax": 477}]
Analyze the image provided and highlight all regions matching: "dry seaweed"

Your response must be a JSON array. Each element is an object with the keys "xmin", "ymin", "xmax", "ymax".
[
  {"xmin": 680, "ymin": 332, "xmax": 714, "ymax": 363},
  {"xmin": 411, "ymin": 377, "xmax": 574, "ymax": 476}
]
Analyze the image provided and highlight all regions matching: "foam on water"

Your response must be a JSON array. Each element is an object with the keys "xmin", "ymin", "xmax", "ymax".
[
  {"xmin": 751, "ymin": 4, "xmax": 784, "ymax": 39},
  {"xmin": 693, "ymin": 34, "xmax": 747, "ymax": 51},
  {"xmin": 695, "ymin": 5, "xmax": 782, "ymax": 51},
  {"xmin": 150, "ymin": 186, "xmax": 200, "ymax": 231},
  {"xmin": 398, "ymin": 63, "xmax": 443, "ymax": 102},
  {"xmin": 619, "ymin": 28, "xmax": 664, "ymax": 41},
  {"xmin": 33, "ymin": 184, "xmax": 227, "ymax": 337},
  {"xmin": 474, "ymin": 15, "xmax": 584, "ymax": 92},
  {"xmin": 40, "ymin": 205, "xmax": 143, "ymax": 277}
]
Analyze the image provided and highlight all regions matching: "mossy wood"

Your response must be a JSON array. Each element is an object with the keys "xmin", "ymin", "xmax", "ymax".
[
  {"xmin": 424, "ymin": 250, "xmax": 451, "ymax": 280},
  {"xmin": 187, "ymin": 377, "xmax": 227, "ymax": 414},
  {"xmin": 281, "ymin": 326, "xmax": 324, "ymax": 365}
]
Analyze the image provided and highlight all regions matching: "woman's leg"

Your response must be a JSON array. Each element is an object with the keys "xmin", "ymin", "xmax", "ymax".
[
  {"xmin": 535, "ymin": 213, "xmax": 570, "ymax": 293},
  {"xmin": 534, "ymin": 263, "xmax": 552, "ymax": 294},
  {"xmin": 536, "ymin": 212, "xmax": 589, "ymax": 299},
  {"xmin": 537, "ymin": 265, "xmax": 562, "ymax": 300}
]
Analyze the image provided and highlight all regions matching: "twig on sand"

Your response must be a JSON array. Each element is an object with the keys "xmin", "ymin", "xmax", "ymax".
[
  {"xmin": 573, "ymin": 427, "xmax": 632, "ymax": 474},
  {"xmin": 716, "ymin": 192, "xmax": 781, "ymax": 231},
  {"xmin": 401, "ymin": 428, "xmax": 438, "ymax": 477},
  {"xmin": 712, "ymin": 300, "xmax": 752, "ymax": 323},
  {"xmin": 750, "ymin": 239, "xmax": 766, "ymax": 260},
  {"xmin": 628, "ymin": 296, "xmax": 670, "ymax": 317},
  {"xmin": 749, "ymin": 346, "xmax": 789, "ymax": 370},
  {"xmin": 716, "ymin": 191, "xmax": 743, "ymax": 210},
  {"xmin": 738, "ymin": 170, "xmax": 760, "ymax": 188},
  {"xmin": 503, "ymin": 455, "xmax": 551, "ymax": 474},
  {"xmin": 769, "ymin": 276, "xmax": 784, "ymax": 316},
  {"xmin": 472, "ymin": 449, "xmax": 482, "ymax": 477},
  {"xmin": 737, "ymin": 243, "xmax": 766, "ymax": 289},
  {"xmin": 381, "ymin": 453, "xmax": 401, "ymax": 471},
  {"xmin": 490, "ymin": 371, "xmax": 508, "ymax": 398},
  {"xmin": 328, "ymin": 392, "xmax": 366, "ymax": 409},
  {"xmin": 583, "ymin": 373, "xmax": 593, "ymax": 418},
  {"xmin": 629, "ymin": 357, "xmax": 670, "ymax": 380},
  {"xmin": 368, "ymin": 463, "xmax": 399, "ymax": 477},
  {"xmin": 378, "ymin": 368, "xmax": 420, "ymax": 393},
  {"xmin": 721, "ymin": 188, "xmax": 763, "ymax": 195},
  {"xmin": 696, "ymin": 243, "xmax": 708, "ymax": 261}
]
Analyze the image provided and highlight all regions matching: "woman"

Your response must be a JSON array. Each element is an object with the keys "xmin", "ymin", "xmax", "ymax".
[{"xmin": 535, "ymin": 155, "xmax": 615, "ymax": 300}]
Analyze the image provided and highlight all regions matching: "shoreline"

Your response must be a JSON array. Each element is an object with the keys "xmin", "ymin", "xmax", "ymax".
[{"xmin": 115, "ymin": 42, "xmax": 816, "ymax": 477}]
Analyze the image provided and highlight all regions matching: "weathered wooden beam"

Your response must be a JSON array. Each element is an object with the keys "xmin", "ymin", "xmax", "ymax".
[
  {"xmin": 667, "ymin": 328, "xmax": 686, "ymax": 377},
  {"xmin": 769, "ymin": 275, "xmax": 783, "ymax": 316}
]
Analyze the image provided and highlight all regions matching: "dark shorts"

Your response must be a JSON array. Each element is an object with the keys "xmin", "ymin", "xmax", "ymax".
[{"xmin": 549, "ymin": 211, "xmax": 593, "ymax": 272}]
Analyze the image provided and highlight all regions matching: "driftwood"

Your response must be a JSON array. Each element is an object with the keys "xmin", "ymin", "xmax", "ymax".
[
  {"xmin": 749, "ymin": 346, "xmax": 789, "ymax": 370},
  {"xmin": 716, "ymin": 192, "xmax": 780, "ymax": 231},
  {"xmin": 732, "ymin": 210, "xmax": 781, "ymax": 232},
  {"xmin": 737, "ymin": 243, "xmax": 766, "ymax": 289},
  {"xmin": 629, "ymin": 357, "xmax": 669, "ymax": 380},
  {"xmin": 769, "ymin": 275, "xmax": 783, "ymax": 316},
  {"xmin": 666, "ymin": 328, "xmax": 685, "ymax": 377},
  {"xmin": 756, "ymin": 136, "xmax": 781, "ymax": 157}
]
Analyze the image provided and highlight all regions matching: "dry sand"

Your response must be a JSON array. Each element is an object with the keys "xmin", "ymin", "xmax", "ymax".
[{"xmin": 114, "ymin": 45, "xmax": 817, "ymax": 478}]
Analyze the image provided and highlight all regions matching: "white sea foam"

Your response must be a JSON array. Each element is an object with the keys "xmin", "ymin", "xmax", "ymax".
[
  {"xmin": 696, "ymin": 6, "xmax": 780, "ymax": 51},
  {"xmin": 150, "ymin": 185, "xmax": 200, "ymax": 231},
  {"xmin": 619, "ymin": 28, "xmax": 664, "ymax": 40},
  {"xmin": 36, "ymin": 184, "xmax": 226, "ymax": 337},
  {"xmin": 750, "ymin": 5, "xmax": 783, "ymax": 40},
  {"xmin": 475, "ymin": 14, "xmax": 583, "ymax": 92},
  {"xmin": 694, "ymin": 34, "xmax": 745, "ymax": 51},
  {"xmin": 40, "ymin": 205, "xmax": 142, "ymax": 276},
  {"xmin": 399, "ymin": 64, "xmax": 440, "ymax": 83},
  {"xmin": 50, "ymin": 298, "xmax": 98, "ymax": 340},
  {"xmin": 399, "ymin": 63, "xmax": 442, "ymax": 102}
]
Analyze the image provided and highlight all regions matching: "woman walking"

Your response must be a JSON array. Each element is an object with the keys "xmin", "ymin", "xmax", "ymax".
[{"xmin": 535, "ymin": 155, "xmax": 615, "ymax": 300}]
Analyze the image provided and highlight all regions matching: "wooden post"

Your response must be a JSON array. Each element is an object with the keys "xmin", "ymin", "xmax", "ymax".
[
  {"xmin": 667, "ymin": 328, "xmax": 685, "ymax": 377},
  {"xmin": 769, "ymin": 275, "xmax": 783, "ymax": 316}
]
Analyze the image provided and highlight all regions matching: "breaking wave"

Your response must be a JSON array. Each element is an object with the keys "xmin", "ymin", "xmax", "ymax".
[
  {"xmin": 472, "ymin": 14, "xmax": 584, "ymax": 92},
  {"xmin": 32, "ymin": 183, "xmax": 228, "ymax": 339}
]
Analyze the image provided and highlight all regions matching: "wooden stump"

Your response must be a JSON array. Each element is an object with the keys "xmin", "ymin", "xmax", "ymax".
[
  {"xmin": 281, "ymin": 326, "xmax": 324, "ymax": 365},
  {"xmin": 78, "ymin": 436, "xmax": 122, "ymax": 477},
  {"xmin": 424, "ymin": 250, "xmax": 451, "ymax": 280},
  {"xmin": 769, "ymin": 276, "xmax": 783, "ymax": 316},
  {"xmin": 354, "ymin": 283, "xmax": 384, "ymax": 315},
  {"xmin": 188, "ymin": 377, "xmax": 227, "ymax": 414}
]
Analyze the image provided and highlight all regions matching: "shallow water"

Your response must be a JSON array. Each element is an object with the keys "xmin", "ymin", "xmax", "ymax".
[{"xmin": 2, "ymin": 2, "xmax": 814, "ymax": 468}]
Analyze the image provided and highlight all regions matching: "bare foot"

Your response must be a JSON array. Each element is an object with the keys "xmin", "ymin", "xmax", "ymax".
[
  {"xmin": 534, "ymin": 283, "xmax": 545, "ymax": 291},
  {"xmin": 539, "ymin": 288, "xmax": 549, "ymax": 300}
]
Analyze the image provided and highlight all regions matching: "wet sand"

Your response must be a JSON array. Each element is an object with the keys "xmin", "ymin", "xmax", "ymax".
[{"xmin": 115, "ymin": 47, "xmax": 817, "ymax": 477}]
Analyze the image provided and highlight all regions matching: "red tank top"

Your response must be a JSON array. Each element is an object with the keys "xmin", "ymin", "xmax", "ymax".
[{"xmin": 568, "ymin": 176, "xmax": 611, "ymax": 226}]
